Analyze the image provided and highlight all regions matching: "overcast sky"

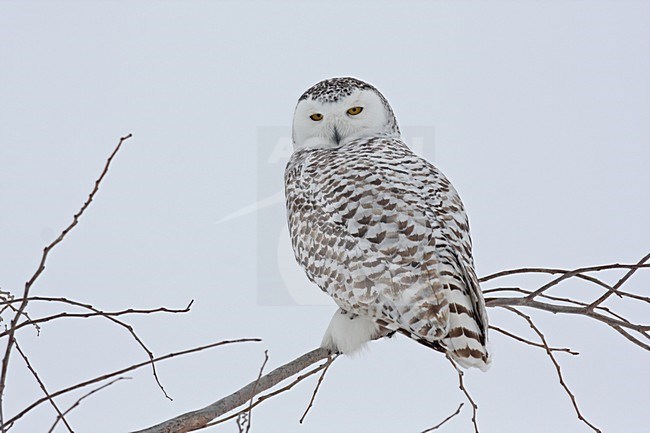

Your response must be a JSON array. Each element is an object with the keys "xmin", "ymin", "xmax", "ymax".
[{"xmin": 1, "ymin": 1, "xmax": 649, "ymax": 432}]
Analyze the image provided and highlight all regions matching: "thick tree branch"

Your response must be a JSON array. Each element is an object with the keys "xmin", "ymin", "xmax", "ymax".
[
  {"xmin": 130, "ymin": 347, "xmax": 332, "ymax": 433},
  {"xmin": 3, "ymin": 135, "xmax": 647, "ymax": 433},
  {"xmin": 202, "ymin": 353, "xmax": 336, "ymax": 430},
  {"xmin": 129, "ymin": 253, "xmax": 649, "ymax": 433}
]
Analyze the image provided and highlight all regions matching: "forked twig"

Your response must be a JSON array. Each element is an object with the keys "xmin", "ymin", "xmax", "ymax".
[{"xmin": 503, "ymin": 306, "xmax": 601, "ymax": 433}]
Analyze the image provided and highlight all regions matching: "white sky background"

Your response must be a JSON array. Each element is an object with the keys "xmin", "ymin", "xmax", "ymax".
[{"xmin": 1, "ymin": 1, "xmax": 649, "ymax": 432}]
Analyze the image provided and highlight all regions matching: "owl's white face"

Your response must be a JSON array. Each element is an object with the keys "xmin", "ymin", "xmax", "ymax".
[{"xmin": 292, "ymin": 88, "xmax": 398, "ymax": 150}]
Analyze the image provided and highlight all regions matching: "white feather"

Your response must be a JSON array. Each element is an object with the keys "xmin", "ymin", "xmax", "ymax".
[{"xmin": 321, "ymin": 308, "xmax": 379, "ymax": 354}]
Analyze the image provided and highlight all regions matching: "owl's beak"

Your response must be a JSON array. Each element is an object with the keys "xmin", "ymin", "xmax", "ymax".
[{"xmin": 332, "ymin": 125, "xmax": 342, "ymax": 145}]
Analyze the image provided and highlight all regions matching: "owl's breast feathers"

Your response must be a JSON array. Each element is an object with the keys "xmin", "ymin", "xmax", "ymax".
[{"xmin": 285, "ymin": 136, "xmax": 490, "ymax": 369}]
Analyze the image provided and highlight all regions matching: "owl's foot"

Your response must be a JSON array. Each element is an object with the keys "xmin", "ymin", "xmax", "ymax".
[{"xmin": 321, "ymin": 308, "xmax": 380, "ymax": 354}]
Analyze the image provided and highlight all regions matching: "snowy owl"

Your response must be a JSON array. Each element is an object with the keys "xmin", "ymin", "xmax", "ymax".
[{"xmin": 284, "ymin": 77, "xmax": 490, "ymax": 370}]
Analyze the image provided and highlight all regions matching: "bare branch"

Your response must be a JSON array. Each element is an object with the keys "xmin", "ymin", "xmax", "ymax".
[
  {"xmin": 203, "ymin": 355, "xmax": 335, "ymax": 430},
  {"xmin": 525, "ymin": 260, "xmax": 649, "ymax": 300},
  {"xmin": 486, "ymin": 297, "xmax": 650, "ymax": 336},
  {"xmin": 0, "ymin": 302, "xmax": 40, "ymax": 336},
  {"xmin": 421, "ymin": 403, "xmax": 464, "ymax": 433},
  {"xmin": 2, "ymin": 133, "xmax": 646, "ymax": 433},
  {"xmin": 485, "ymin": 287, "xmax": 637, "ymax": 325},
  {"xmin": 130, "ymin": 347, "xmax": 333, "ymax": 433},
  {"xmin": 479, "ymin": 263, "xmax": 650, "ymax": 284},
  {"xmin": 48, "ymin": 377, "xmax": 131, "ymax": 433},
  {"xmin": 610, "ymin": 325, "xmax": 650, "ymax": 351},
  {"xmin": 299, "ymin": 354, "xmax": 336, "ymax": 423},
  {"xmin": 243, "ymin": 350, "xmax": 269, "ymax": 433},
  {"xmin": 0, "ymin": 296, "xmax": 193, "ymax": 400},
  {"xmin": 586, "ymin": 252, "xmax": 650, "ymax": 310},
  {"xmin": 503, "ymin": 306, "xmax": 601, "ymax": 432},
  {"xmin": 4, "ymin": 299, "xmax": 193, "ymax": 402},
  {"xmin": 1, "ymin": 300, "xmax": 193, "ymax": 339},
  {"xmin": 127, "ymin": 253, "xmax": 649, "ymax": 433},
  {"xmin": 490, "ymin": 326, "xmax": 579, "ymax": 355},
  {"xmin": 446, "ymin": 356, "xmax": 479, "ymax": 433},
  {"xmin": 5, "ymin": 338, "xmax": 260, "ymax": 428},
  {"xmin": 14, "ymin": 339, "xmax": 72, "ymax": 433},
  {"xmin": 0, "ymin": 133, "xmax": 132, "ymax": 430},
  {"xmin": 481, "ymin": 254, "xmax": 650, "ymax": 355}
]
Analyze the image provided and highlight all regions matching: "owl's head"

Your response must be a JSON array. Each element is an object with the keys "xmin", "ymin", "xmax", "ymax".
[{"xmin": 292, "ymin": 77, "xmax": 400, "ymax": 150}]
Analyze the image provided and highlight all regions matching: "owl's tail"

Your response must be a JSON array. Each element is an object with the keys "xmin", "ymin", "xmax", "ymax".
[{"xmin": 438, "ymin": 272, "xmax": 491, "ymax": 371}]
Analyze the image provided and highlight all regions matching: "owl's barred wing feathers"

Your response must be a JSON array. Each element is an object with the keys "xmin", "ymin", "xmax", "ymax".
[{"xmin": 285, "ymin": 136, "xmax": 490, "ymax": 370}]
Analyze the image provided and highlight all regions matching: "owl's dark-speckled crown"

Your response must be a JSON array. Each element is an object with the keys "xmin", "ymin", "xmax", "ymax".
[
  {"xmin": 297, "ymin": 77, "xmax": 400, "ymax": 135},
  {"xmin": 299, "ymin": 77, "xmax": 376, "ymax": 103}
]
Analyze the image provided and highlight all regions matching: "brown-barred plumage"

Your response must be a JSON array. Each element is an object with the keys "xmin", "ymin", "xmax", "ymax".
[{"xmin": 285, "ymin": 135, "xmax": 490, "ymax": 369}]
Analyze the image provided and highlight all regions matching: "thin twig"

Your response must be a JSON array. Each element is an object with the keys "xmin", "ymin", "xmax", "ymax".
[
  {"xmin": 132, "ymin": 348, "xmax": 333, "ymax": 433},
  {"xmin": 0, "ymin": 133, "xmax": 132, "ymax": 431},
  {"xmin": 586, "ymin": 252, "xmax": 650, "ymax": 311},
  {"xmin": 490, "ymin": 326, "xmax": 579, "ymax": 355},
  {"xmin": 0, "ymin": 302, "xmax": 40, "ymax": 336},
  {"xmin": 486, "ymin": 298, "xmax": 650, "ymax": 337},
  {"xmin": 485, "ymin": 287, "xmax": 636, "ymax": 325},
  {"xmin": 421, "ymin": 402, "xmax": 464, "ymax": 433},
  {"xmin": 2, "ymin": 301, "xmax": 193, "ymax": 338},
  {"xmin": 6, "ymin": 303, "xmax": 192, "ymax": 402},
  {"xmin": 482, "ymin": 253, "xmax": 650, "ymax": 354},
  {"xmin": 479, "ymin": 263, "xmax": 650, "ymax": 283},
  {"xmin": 243, "ymin": 350, "xmax": 269, "ymax": 433},
  {"xmin": 129, "ymin": 254, "xmax": 649, "ymax": 433},
  {"xmin": 299, "ymin": 354, "xmax": 336, "ymax": 423},
  {"xmin": 503, "ymin": 306, "xmax": 601, "ymax": 432},
  {"xmin": 138, "ymin": 349, "xmax": 333, "ymax": 433},
  {"xmin": 48, "ymin": 377, "xmax": 131, "ymax": 433},
  {"xmin": 5, "ymin": 338, "xmax": 260, "ymax": 428},
  {"xmin": 610, "ymin": 325, "xmax": 650, "ymax": 351},
  {"xmin": 446, "ymin": 356, "xmax": 479, "ymax": 433},
  {"xmin": 0, "ymin": 296, "xmax": 193, "ymax": 403},
  {"xmin": 3, "ymin": 162, "xmax": 646, "ymax": 433},
  {"xmin": 14, "ymin": 339, "xmax": 73, "ymax": 433},
  {"xmin": 525, "ymin": 260, "xmax": 650, "ymax": 300},
  {"xmin": 202, "ymin": 356, "xmax": 334, "ymax": 430}
]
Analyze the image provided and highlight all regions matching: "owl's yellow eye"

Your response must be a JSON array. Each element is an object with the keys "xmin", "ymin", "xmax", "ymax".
[
  {"xmin": 347, "ymin": 106, "xmax": 363, "ymax": 116},
  {"xmin": 310, "ymin": 113, "xmax": 323, "ymax": 121}
]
